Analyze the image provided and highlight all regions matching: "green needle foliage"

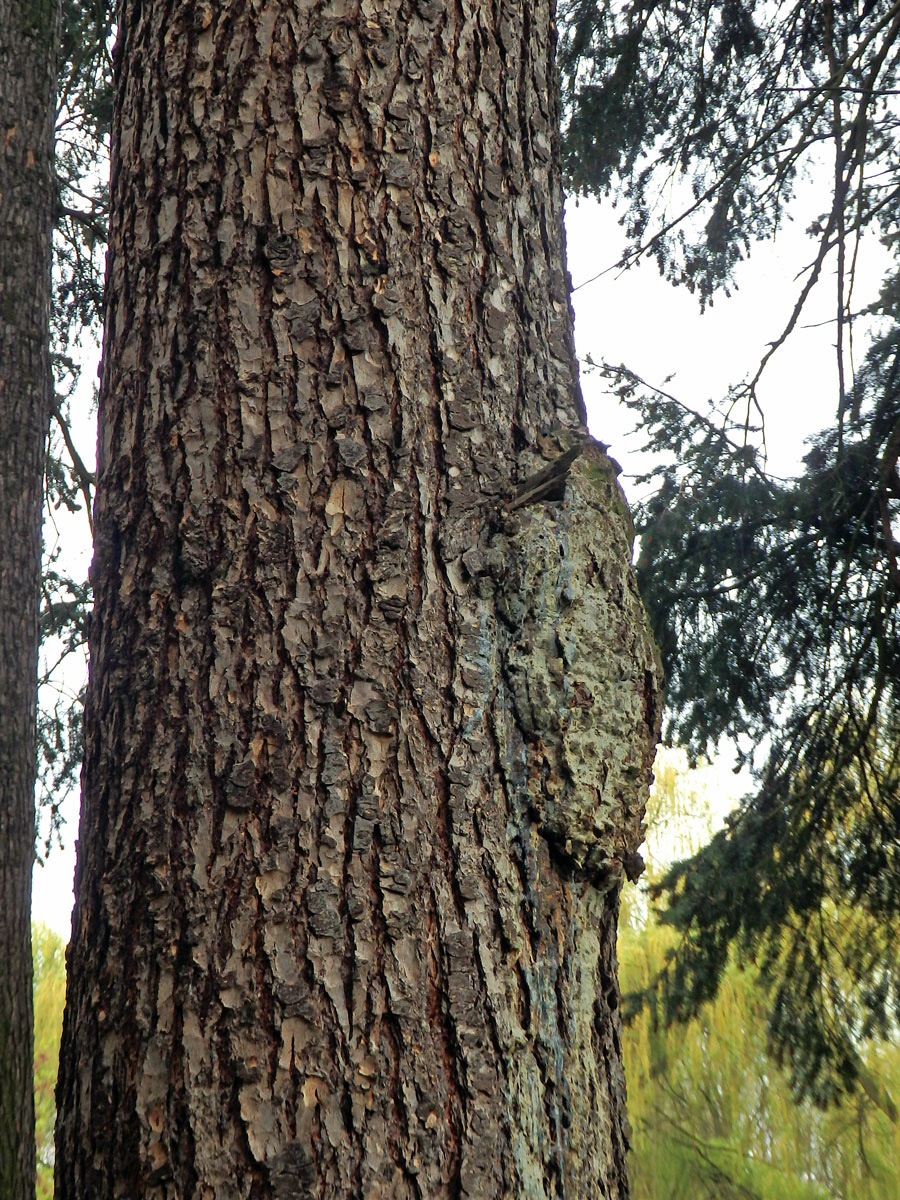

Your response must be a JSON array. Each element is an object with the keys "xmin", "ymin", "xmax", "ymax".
[
  {"xmin": 559, "ymin": 1, "xmax": 900, "ymax": 1104},
  {"xmin": 38, "ymin": 0, "xmax": 111, "ymax": 842},
  {"xmin": 559, "ymin": 0, "xmax": 900, "ymax": 305}
]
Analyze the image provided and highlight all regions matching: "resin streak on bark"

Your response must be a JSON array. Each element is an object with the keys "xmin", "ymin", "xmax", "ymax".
[
  {"xmin": 0, "ymin": 4, "xmax": 58, "ymax": 1198},
  {"xmin": 56, "ymin": 1, "xmax": 661, "ymax": 1197}
]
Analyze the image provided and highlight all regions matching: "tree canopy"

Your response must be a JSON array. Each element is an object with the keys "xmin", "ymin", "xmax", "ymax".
[
  {"xmin": 559, "ymin": 0, "xmax": 900, "ymax": 1106},
  {"xmin": 37, "ymin": 0, "xmax": 110, "ymax": 843}
]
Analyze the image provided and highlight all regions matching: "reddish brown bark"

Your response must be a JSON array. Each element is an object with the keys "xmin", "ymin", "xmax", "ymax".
[{"xmin": 55, "ymin": 2, "xmax": 661, "ymax": 1197}]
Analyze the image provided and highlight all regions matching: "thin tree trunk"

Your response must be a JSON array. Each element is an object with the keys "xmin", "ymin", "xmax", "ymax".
[
  {"xmin": 56, "ymin": 2, "xmax": 661, "ymax": 1197},
  {"xmin": 0, "ymin": 3, "xmax": 59, "ymax": 1198}
]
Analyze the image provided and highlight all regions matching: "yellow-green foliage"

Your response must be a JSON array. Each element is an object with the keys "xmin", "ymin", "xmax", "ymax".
[
  {"xmin": 621, "ymin": 751, "xmax": 900, "ymax": 1199},
  {"xmin": 33, "ymin": 923, "xmax": 66, "ymax": 1199}
]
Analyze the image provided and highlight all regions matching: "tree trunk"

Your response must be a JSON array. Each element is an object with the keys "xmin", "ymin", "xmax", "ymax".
[
  {"xmin": 55, "ymin": 2, "xmax": 661, "ymax": 1197},
  {"xmin": 0, "ymin": 4, "xmax": 58, "ymax": 1199}
]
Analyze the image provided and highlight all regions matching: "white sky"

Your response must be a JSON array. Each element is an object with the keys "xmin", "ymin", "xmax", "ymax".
[
  {"xmin": 570, "ymin": 189, "xmax": 887, "ymax": 481},
  {"xmin": 30, "ymin": 187, "xmax": 891, "ymax": 940}
]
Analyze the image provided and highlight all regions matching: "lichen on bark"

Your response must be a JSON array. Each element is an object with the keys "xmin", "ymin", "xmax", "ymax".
[{"xmin": 488, "ymin": 439, "xmax": 662, "ymax": 889}]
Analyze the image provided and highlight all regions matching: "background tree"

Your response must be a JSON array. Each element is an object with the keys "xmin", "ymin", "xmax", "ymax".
[
  {"xmin": 0, "ymin": 2, "xmax": 112, "ymax": 1193},
  {"xmin": 32, "ymin": 924, "xmax": 66, "ymax": 1200},
  {"xmin": 54, "ymin": 2, "xmax": 661, "ymax": 1196},
  {"xmin": 558, "ymin": 0, "xmax": 900, "ymax": 1103},
  {"xmin": 0, "ymin": 4, "xmax": 60, "ymax": 1199},
  {"xmin": 620, "ymin": 752, "xmax": 900, "ymax": 1200}
]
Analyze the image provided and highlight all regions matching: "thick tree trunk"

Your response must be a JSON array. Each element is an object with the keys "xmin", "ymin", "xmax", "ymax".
[
  {"xmin": 0, "ymin": 3, "xmax": 58, "ymax": 1198},
  {"xmin": 56, "ymin": 2, "xmax": 661, "ymax": 1197}
]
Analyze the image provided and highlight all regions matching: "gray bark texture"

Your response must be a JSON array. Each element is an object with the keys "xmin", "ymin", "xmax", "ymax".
[
  {"xmin": 0, "ymin": 3, "xmax": 58, "ymax": 1198},
  {"xmin": 55, "ymin": 1, "xmax": 662, "ymax": 1197}
]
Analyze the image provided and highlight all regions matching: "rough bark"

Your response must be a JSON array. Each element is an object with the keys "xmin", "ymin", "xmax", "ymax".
[
  {"xmin": 55, "ymin": 2, "xmax": 661, "ymax": 1197},
  {"xmin": 0, "ymin": 3, "xmax": 58, "ymax": 1198}
]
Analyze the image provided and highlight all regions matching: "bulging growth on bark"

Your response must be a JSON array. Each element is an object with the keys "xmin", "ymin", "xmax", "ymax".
[{"xmin": 55, "ymin": 1, "xmax": 661, "ymax": 1197}]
